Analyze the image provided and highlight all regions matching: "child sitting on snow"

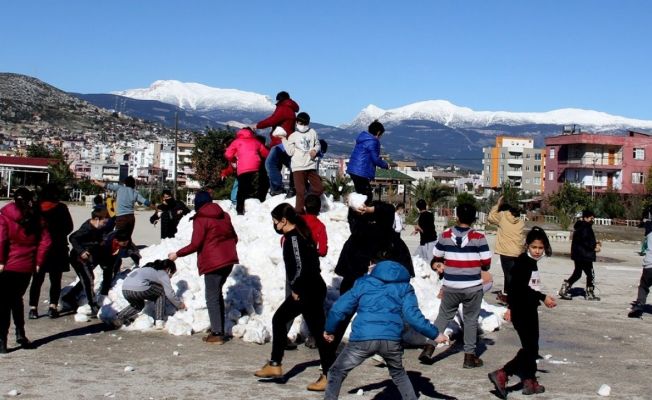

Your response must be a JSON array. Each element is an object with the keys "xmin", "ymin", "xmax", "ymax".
[
  {"xmin": 323, "ymin": 248, "xmax": 439, "ymax": 400},
  {"xmin": 112, "ymin": 259, "xmax": 185, "ymax": 329}
]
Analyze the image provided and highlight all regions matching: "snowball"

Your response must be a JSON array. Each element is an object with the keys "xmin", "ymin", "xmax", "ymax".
[
  {"xmin": 598, "ymin": 384, "xmax": 611, "ymax": 396},
  {"xmin": 7, "ymin": 389, "xmax": 20, "ymax": 397},
  {"xmin": 123, "ymin": 366, "xmax": 135, "ymax": 372},
  {"xmin": 347, "ymin": 193, "xmax": 367, "ymax": 210}
]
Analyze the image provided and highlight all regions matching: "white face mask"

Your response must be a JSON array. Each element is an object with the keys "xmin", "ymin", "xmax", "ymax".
[
  {"xmin": 296, "ymin": 123, "xmax": 309, "ymax": 133},
  {"xmin": 527, "ymin": 250, "xmax": 544, "ymax": 261}
]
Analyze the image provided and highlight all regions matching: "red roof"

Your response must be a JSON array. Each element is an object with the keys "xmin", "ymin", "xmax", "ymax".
[{"xmin": 0, "ymin": 156, "xmax": 55, "ymax": 168}]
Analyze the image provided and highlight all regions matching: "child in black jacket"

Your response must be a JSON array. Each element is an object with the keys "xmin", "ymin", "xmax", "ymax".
[{"xmin": 488, "ymin": 227, "xmax": 557, "ymax": 399}]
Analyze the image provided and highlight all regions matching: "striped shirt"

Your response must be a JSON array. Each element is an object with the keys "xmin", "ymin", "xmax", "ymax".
[{"xmin": 433, "ymin": 226, "xmax": 492, "ymax": 291}]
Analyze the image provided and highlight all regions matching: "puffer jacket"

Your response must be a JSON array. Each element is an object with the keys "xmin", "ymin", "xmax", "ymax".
[
  {"xmin": 256, "ymin": 98, "xmax": 300, "ymax": 147},
  {"xmin": 571, "ymin": 220, "xmax": 597, "ymax": 262},
  {"xmin": 224, "ymin": 128, "xmax": 270, "ymax": 175},
  {"xmin": 325, "ymin": 260, "xmax": 438, "ymax": 342},
  {"xmin": 487, "ymin": 204, "xmax": 525, "ymax": 257},
  {"xmin": 176, "ymin": 203, "xmax": 238, "ymax": 275},
  {"xmin": 0, "ymin": 202, "xmax": 51, "ymax": 273},
  {"xmin": 346, "ymin": 131, "xmax": 388, "ymax": 180}
]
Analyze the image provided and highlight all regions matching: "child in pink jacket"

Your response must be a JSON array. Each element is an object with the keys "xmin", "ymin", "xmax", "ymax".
[{"xmin": 224, "ymin": 128, "xmax": 270, "ymax": 215}]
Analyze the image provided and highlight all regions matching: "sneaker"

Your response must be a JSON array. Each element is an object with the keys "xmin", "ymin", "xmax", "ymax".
[
  {"xmin": 418, "ymin": 344, "xmax": 436, "ymax": 363},
  {"xmin": 463, "ymin": 353, "xmax": 483, "ymax": 369},
  {"xmin": 558, "ymin": 281, "xmax": 572, "ymax": 300},
  {"xmin": 16, "ymin": 333, "xmax": 34, "ymax": 349},
  {"xmin": 269, "ymin": 189, "xmax": 286, "ymax": 196},
  {"xmin": 28, "ymin": 309, "xmax": 38, "ymax": 320},
  {"xmin": 254, "ymin": 361, "xmax": 283, "ymax": 378},
  {"xmin": 586, "ymin": 286, "xmax": 601, "ymax": 301},
  {"xmin": 48, "ymin": 307, "xmax": 59, "ymax": 319},
  {"xmin": 488, "ymin": 369, "xmax": 508, "ymax": 399},
  {"xmin": 304, "ymin": 336, "xmax": 317, "ymax": 349},
  {"xmin": 202, "ymin": 332, "xmax": 225, "ymax": 345},
  {"xmin": 154, "ymin": 320, "xmax": 165, "ymax": 330},
  {"xmin": 496, "ymin": 291, "xmax": 508, "ymax": 305},
  {"xmin": 90, "ymin": 304, "xmax": 100, "ymax": 318},
  {"xmin": 628, "ymin": 302, "xmax": 644, "ymax": 318},
  {"xmin": 306, "ymin": 374, "xmax": 327, "ymax": 391},
  {"xmin": 285, "ymin": 189, "xmax": 296, "ymax": 199},
  {"xmin": 522, "ymin": 378, "xmax": 545, "ymax": 395}
]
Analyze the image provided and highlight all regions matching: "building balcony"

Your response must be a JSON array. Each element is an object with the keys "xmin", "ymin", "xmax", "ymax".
[
  {"xmin": 507, "ymin": 146, "xmax": 524, "ymax": 153},
  {"xmin": 507, "ymin": 158, "xmax": 523, "ymax": 165},
  {"xmin": 506, "ymin": 170, "xmax": 523, "ymax": 177},
  {"xmin": 557, "ymin": 159, "xmax": 621, "ymax": 170}
]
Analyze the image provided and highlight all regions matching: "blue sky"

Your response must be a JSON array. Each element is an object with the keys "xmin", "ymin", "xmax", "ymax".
[{"xmin": 2, "ymin": 1, "xmax": 651, "ymax": 125}]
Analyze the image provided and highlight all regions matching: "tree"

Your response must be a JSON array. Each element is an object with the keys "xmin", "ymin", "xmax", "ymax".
[
  {"xmin": 456, "ymin": 192, "xmax": 477, "ymax": 208},
  {"xmin": 546, "ymin": 182, "xmax": 591, "ymax": 229},
  {"xmin": 26, "ymin": 143, "xmax": 53, "ymax": 158},
  {"xmin": 191, "ymin": 129, "xmax": 235, "ymax": 189},
  {"xmin": 27, "ymin": 144, "xmax": 74, "ymax": 191},
  {"xmin": 323, "ymin": 175, "xmax": 352, "ymax": 201}
]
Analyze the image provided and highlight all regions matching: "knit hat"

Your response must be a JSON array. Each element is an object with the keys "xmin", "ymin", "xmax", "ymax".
[
  {"xmin": 296, "ymin": 112, "xmax": 310, "ymax": 125},
  {"xmin": 194, "ymin": 191, "xmax": 213, "ymax": 211}
]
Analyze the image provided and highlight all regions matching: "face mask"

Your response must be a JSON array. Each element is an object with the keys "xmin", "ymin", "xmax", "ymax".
[
  {"xmin": 296, "ymin": 123, "xmax": 309, "ymax": 133},
  {"xmin": 273, "ymin": 222, "xmax": 284, "ymax": 235},
  {"xmin": 527, "ymin": 249, "xmax": 544, "ymax": 261}
]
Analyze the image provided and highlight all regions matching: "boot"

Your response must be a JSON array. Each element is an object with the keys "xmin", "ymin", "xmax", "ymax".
[
  {"xmin": 285, "ymin": 337, "xmax": 298, "ymax": 350},
  {"xmin": 463, "ymin": 353, "xmax": 483, "ymax": 369},
  {"xmin": 488, "ymin": 369, "xmax": 508, "ymax": 399},
  {"xmin": 558, "ymin": 281, "xmax": 572, "ymax": 300},
  {"xmin": 585, "ymin": 286, "xmax": 601, "ymax": 301},
  {"xmin": 254, "ymin": 361, "xmax": 283, "ymax": 378},
  {"xmin": 306, "ymin": 374, "xmax": 327, "ymax": 391},
  {"xmin": 15, "ymin": 330, "xmax": 34, "ymax": 349},
  {"xmin": 628, "ymin": 302, "xmax": 644, "ymax": 318},
  {"xmin": 522, "ymin": 378, "xmax": 545, "ymax": 395},
  {"xmin": 418, "ymin": 344, "xmax": 436, "ymax": 363},
  {"xmin": 202, "ymin": 332, "xmax": 225, "ymax": 345},
  {"xmin": 28, "ymin": 308, "xmax": 38, "ymax": 319},
  {"xmin": 48, "ymin": 307, "xmax": 60, "ymax": 319}
]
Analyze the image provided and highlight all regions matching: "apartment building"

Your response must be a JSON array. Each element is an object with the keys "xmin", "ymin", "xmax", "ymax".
[{"xmin": 482, "ymin": 136, "xmax": 545, "ymax": 193}]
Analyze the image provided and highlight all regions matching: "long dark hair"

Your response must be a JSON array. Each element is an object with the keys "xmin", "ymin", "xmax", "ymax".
[
  {"xmin": 271, "ymin": 203, "xmax": 314, "ymax": 245},
  {"xmin": 526, "ymin": 226, "xmax": 552, "ymax": 257},
  {"xmin": 13, "ymin": 187, "xmax": 40, "ymax": 236}
]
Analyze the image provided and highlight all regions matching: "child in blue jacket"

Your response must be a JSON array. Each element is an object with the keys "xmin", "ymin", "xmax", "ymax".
[{"xmin": 323, "ymin": 255, "xmax": 439, "ymax": 400}]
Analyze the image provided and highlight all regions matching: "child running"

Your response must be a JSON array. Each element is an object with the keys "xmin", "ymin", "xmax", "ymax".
[
  {"xmin": 323, "ymin": 248, "xmax": 439, "ymax": 400},
  {"xmin": 254, "ymin": 203, "xmax": 335, "ymax": 392},
  {"xmin": 488, "ymin": 227, "xmax": 557, "ymax": 399},
  {"xmin": 113, "ymin": 259, "xmax": 185, "ymax": 328}
]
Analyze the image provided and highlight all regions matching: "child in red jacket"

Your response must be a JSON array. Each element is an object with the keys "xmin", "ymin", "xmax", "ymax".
[
  {"xmin": 224, "ymin": 128, "xmax": 270, "ymax": 215},
  {"xmin": 303, "ymin": 194, "xmax": 328, "ymax": 257}
]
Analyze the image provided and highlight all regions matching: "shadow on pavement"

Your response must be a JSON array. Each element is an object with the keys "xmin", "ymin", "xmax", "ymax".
[
  {"xmin": 348, "ymin": 370, "xmax": 457, "ymax": 399},
  {"xmin": 30, "ymin": 322, "xmax": 108, "ymax": 348}
]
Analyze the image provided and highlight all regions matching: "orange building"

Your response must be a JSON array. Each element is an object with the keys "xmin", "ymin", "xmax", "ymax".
[{"xmin": 481, "ymin": 136, "xmax": 545, "ymax": 193}]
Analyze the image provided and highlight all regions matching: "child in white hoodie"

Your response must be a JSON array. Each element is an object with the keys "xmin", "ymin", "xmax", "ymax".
[{"xmin": 275, "ymin": 112, "xmax": 323, "ymax": 213}]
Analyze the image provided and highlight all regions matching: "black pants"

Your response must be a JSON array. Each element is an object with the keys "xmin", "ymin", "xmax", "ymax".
[
  {"xmin": 257, "ymin": 164, "xmax": 269, "ymax": 202},
  {"xmin": 349, "ymin": 174, "xmax": 372, "ymax": 204},
  {"xmin": 67, "ymin": 257, "xmax": 97, "ymax": 307},
  {"xmin": 567, "ymin": 260, "xmax": 595, "ymax": 287},
  {"xmin": 117, "ymin": 283, "xmax": 165, "ymax": 323},
  {"xmin": 236, "ymin": 172, "xmax": 256, "ymax": 214},
  {"xmin": 29, "ymin": 268, "xmax": 63, "ymax": 308},
  {"xmin": 115, "ymin": 214, "xmax": 136, "ymax": 239},
  {"xmin": 0, "ymin": 271, "xmax": 32, "ymax": 341},
  {"xmin": 100, "ymin": 260, "xmax": 121, "ymax": 296},
  {"xmin": 636, "ymin": 268, "xmax": 652, "ymax": 305},
  {"xmin": 270, "ymin": 283, "xmax": 335, "ymax": 372},
  {"xmin": 500, "ymin": 255, "xmax": 517, "ymax": 294},
  {"xmin": 503, "ymin": 307, "xmax": 539, "ymax": 379}
]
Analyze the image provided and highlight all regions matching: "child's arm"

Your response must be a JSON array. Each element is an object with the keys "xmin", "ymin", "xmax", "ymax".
[
  {"xmin": 401, "ymin": 285, "xmax": 439, "ymax": 340},
  {"xmin": 157, "ymin": 270, "xmax": 184, "ymax": 309},
  {"xmin": 324, "ymin": 281, "xmax": 362, "ymax": 334},
  {"xmin": 509, "ymin": 260, "xmax": 546, "ymax": 305},
  {"xmin": 171, "ymin": 220, "xmax": 206, "ymax": 259},
  {"xmin": 316, "ymin": 222, "xmax": 328, "ymax": 257}
]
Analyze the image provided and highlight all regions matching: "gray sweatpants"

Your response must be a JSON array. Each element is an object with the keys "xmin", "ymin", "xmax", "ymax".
[{"xmin": 433, "ymin": 288, "xmax": 483, "ymax": 353}]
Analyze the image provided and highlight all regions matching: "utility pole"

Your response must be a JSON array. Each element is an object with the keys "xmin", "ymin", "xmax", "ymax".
[{"xmin": 173, "ymin": 112, "xmax": 178, "ymax": 198}]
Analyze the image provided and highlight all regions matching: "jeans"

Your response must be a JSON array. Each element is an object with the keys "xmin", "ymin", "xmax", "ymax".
[
  {"xmin": 434, "ymin": 289, "xmax": 483, "ymax": 353},
  {"xmin": 117, "ymin": 283, "xmax": 165, "ymax": 323},
  {"xmin": 230, "ymin": 179, "xmax": 238, "ymax": 205},
  {"xmin": 500, "ymin": 255, "xmax": 517, "ymax": 294},
  {"xmin": 265, "ymin": 145, "xmax": 292, "ymax": 192},
  {"xmin": 325, "ymin": 340, "xmax": 416, "ymax": 400},
  {"xmin": 204, "ymin": 266, "xmax": 233, "ymax": 335}
]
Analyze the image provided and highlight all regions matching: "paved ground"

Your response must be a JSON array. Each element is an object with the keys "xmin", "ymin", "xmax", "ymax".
[{"xmin": 1, "ymin": 204, "xmax": 651, "ymax": 399}]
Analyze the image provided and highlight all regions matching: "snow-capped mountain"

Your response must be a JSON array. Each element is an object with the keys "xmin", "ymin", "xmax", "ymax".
[
  {"xmin": 113, "ymin": 80, "xmax": 275, "ymax": 113},
  {"xmin": 346, "ymin": 100, "xmax": 652, "ymax": 131}
]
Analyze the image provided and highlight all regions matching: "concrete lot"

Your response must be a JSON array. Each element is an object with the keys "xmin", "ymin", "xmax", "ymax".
[{"xmin": 1, "ymin": 204, "xmax": 651, "ymax": 399}]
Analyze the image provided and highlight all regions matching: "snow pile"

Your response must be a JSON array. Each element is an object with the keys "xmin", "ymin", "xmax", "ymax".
[{"xmin": 73, "ymin": 194, "xmax": 504, "ymax": 344}]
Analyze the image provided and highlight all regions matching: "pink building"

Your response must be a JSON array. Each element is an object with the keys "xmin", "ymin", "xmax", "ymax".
[{"xmin": 544, "ymin": 130, "xmax": 652, "ymax": 196}]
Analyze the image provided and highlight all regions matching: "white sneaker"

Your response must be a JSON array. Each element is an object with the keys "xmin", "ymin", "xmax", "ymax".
[{"xmin": 154, "ymin": 320, "xmax": 165, "ymax": 330}]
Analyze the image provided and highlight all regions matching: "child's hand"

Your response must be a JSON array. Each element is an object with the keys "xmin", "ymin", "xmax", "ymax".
[
  {"xmin": 434, "ymin": 333, "xmax": 449, "ymax": 344},
  {"xmin": 168, "ymin": 252, "xmax": 178, "ymax": 261},
  {"xmin": 544, "ymin": 295, "xmax": 557, "ymax": 308},
  {"xmin": 323, "ymin": 332, "xmax": 334, "ymax": 343},
  {"xmin": 291, "ymin": 291, "xmax": 300, "ymax": 301},
  {"xmin": 178, "ymin": 302, "xmax": 186, "ymax": 310},
  {"xmin": 309, "ymin": 149, "xmax": 317, "ymax": 159}
]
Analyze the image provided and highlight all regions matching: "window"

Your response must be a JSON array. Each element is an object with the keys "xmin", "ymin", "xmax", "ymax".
[
  {"xmin": 633, "ymin": 172, "xmax": 645, "ymax": 184},
  {"xmin": 548, "ymin": 149, "xmax": 555, "ymax": 159},
  {"xmin": 525, "ymin": 165, "xmax": 530, "ymax": 172},
  {"xmin": 534, "ymin": 153, "xmax": 541, "ymax": 160},
  {"xmin": 534, "ymin": 165, "xmax": 541, "ymax": 172},
  {"xmin": 574, "ymin": 170, "xmax": 580, "ymax": 182},
  {"xmin": 534, "ymin": 177, "xmax": 541, "ymax": 184},
  {"xmin": 501, "ymin": 153, "xmax": 505, "ymax": 159},
  {"xmin": 634, "ymin": 148, "xmax": 645, "ymax": 160},
  {"xmin": 548, "ymin": 171, "xmax": 554, "ymax": 181}
]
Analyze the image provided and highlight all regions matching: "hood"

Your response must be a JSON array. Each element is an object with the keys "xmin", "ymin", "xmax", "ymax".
[
  {"xmin": 195, "ymin": 202, "xmax": 225, "ymax": 220},
  {"xmin": 235, "ymin": 128, "xmax": 255, "ymax": 140},
  {"xmin": 370, "ymin": 260, "xmax": 411, "ymax": 283},
  {"xmin": 278, "ymin": 98, "xmax": 300, "ymax": 113},
  {"xmin": 355, "ymin": 131, "xmax": 377, "ymax": 144},
  {"xmin": 574, "ymin": 220, "xmax": 591, "ymax": 230},
  {"xmin": 0, "ymin": 202, "xmax": 23, "ymax": 222}
]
